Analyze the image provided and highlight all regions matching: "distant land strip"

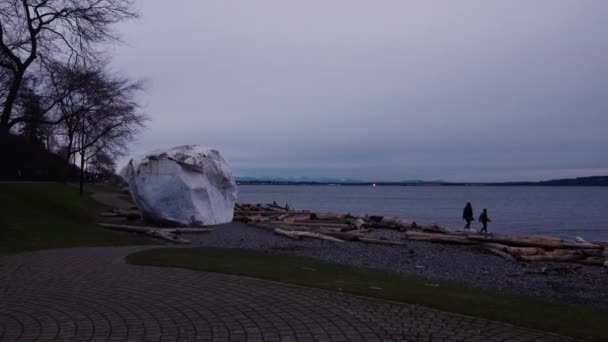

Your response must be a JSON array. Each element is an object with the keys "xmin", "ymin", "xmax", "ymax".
[{"xmin": 236, "ymin": 176, "xmax": 608, "ymax": 186}]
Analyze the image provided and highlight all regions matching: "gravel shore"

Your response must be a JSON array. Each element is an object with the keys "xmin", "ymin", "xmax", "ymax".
[{"xmin": 185, "ymin": 222, "xmax": 608, "ymax": 309}]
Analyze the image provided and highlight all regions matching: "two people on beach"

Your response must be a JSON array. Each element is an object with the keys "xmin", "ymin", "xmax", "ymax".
[{"xmin": 462, "ymin": 202, "xmax": 491, "ymax": 233}]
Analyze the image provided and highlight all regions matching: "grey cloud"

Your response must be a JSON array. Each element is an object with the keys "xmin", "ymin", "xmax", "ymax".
[{"xmin": 112, "ymin": 0, "xmax": 608, "ymax": 181}]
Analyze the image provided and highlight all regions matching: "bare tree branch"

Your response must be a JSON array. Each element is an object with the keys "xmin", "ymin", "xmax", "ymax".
[{"xmin": 0, "ymin": 0, "xmax": 138, "ymax": 135}]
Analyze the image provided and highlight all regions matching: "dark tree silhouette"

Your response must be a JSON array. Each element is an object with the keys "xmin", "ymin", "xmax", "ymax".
[
  {"xmin": 52, "ymin": 65, "xmax": 147, "ymax": 195},
  {"xmin": 0, "ymin": 0, "xmax": 137, "ymax": 136}
]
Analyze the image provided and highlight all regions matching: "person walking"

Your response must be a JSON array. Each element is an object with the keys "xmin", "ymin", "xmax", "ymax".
[
  {"xmin": 462, "ymin": 202, "xmax": 474, "ymax": 229},
  {"xmin": 479, "ymin": 208, "xmax": 491, "ymax": 234}
]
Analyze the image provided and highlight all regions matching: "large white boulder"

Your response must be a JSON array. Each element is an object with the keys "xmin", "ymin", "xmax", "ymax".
[{"xmin": 120, "ymin": 145, "xmax": 238, "ymax": 226}]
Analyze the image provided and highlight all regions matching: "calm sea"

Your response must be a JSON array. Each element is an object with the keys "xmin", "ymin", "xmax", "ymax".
[{"xmin": 237, "ymin": 185, "xmax": 608, "ymax": 241}]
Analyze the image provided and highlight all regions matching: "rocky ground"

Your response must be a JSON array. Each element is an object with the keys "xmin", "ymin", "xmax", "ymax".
[{"xmin": 185, "ymin": 222, "xmax": 608, "ymax": 310}]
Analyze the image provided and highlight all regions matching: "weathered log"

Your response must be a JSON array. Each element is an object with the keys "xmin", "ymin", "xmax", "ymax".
[
  {"xmin": 99, "ymin": 212, "xmax": 123, "ymax": 217},
  {"xmin": 380, "ymin": 216, "xmax": 412, "ymax": 229},
  {"xmin": 258, "ymin": 205, "xmax": 287, "ymax": 213},
  {"xmin": 484, "ymin": 247, "xmax": 518, "ymax": 261},
  {"xmin": 405, "ymin": 231, "xmax": 476, "ymax": 245},
  {"xmin": 323, "ymin": 231, "xmax": 362, "ymax": 241},
  {"xmin": 273, "ymin": 228, "xmax": 301, "ymax": 240},
  {"xmin": 525, "ymin": 235, "xmax": 564, "ymax": 243},
  {"xmin": 276, "ymin": 213, "xmax": 292, "ymax": 220},
  {"xmin": 309, "ymin": 212, "xmax": 348, "ymax": 220},
  {"xmin": 292, "ymin": 218, "xmax": 354, "ymax": 225},
  {"xmin": 98, "ymin": 223, "xmax": 210, "ymax": 234},
  {"xmin": 235, "ymin": 211, "xmax": 288, "ymax": 216},
  {"xmin": 273, "ymin": 229, "xmax": 344, "ymax": 242},
  {"xmin": 480, "ymin": 242, "xmax": 510, "ymax": 251},
  {"xmin": 504, "ymin": 246, "xmax": 543, "ymax": 256},
  {"xmin": 421, "ymin": 226, "xmax": 449, "ymax": 234},
  {"xmin": 99, "ymin": 211, "xmax": 141, "ymax": 218},
  {"xmin": 247, "ymin": 215, "xmax": 273, "ymax": 223},
  {"xmin": 358, "ymin": 237, "xmax": 405, "ymax": 246},
  {"xmin": 171, "ymin": 228, "xmax": 213, "ymax": 234},
  {"xmin": 482, "ymin": 243, "xmax": 542, "ymax": 257},
  {"xmin": 318, "ymin": 227, "xmax": 344, "ymax": 233},
  {"xmin": 578, "ymin": 248, "xmax": 606, "ymax": 257},
  {"xmin": 468, "ymin": 235, "xmax": 566, "ymax": 249},
  {"xmin": 562, "ymin": 242, "xmax": 602, "ymax": 250},
  {"xmin": 268, "ymin": 203, "xmax": 290, "ymax": 211},
  {"xmin": 99, "ymin": 223, "xmax": 149, "ymax": 233},
  {"xmin": 294, "ymin": 231, "xmax": 345, "ymax": 242},
  {"xmin": 148, "ymin": 230, "xmax": 191, "ymax": 244},
  {"xmin": 268, "ymin": 221, "xmax": 351, "ymax": 229},
  {"xmin": 258, "ymin": 223, "xmax": 316, "ymax": 232},
  {"xmin": 339, "ymin": 226, "xmax": 357, "ymax": 232},
  {"xmin": 97, "ymin": 223, "xmax": 197, "ymax": 244},
  {"xmin": 365, "ymin": 222, "xmax": 400, "ymax": 230}
]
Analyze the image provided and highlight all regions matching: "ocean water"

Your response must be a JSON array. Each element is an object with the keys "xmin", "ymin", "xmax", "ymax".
[{"xmin": 237, "ymin": 185, "xmax": 608, "ymax": 241}]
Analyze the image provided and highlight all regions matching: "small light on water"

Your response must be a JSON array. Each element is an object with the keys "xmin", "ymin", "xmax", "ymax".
[{"xmin": 372, "ymin": 183, "xmax": 376, "ymax": 187}]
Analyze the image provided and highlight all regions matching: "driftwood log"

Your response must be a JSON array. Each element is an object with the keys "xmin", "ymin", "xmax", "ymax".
[
  {"xmin": 236, "ymin": 202, "xmax": 608, "ymax": 267},
  {"xmin": 98, "ymin": 223, "xmax": 211, "ymax": 244},
  {"xmin": 273, "ymin": 228, "xmax": 345, "ymax": 243},
  {"xmin": 358, "ymin": 237, "xmax": 405, "ymax": 246}
]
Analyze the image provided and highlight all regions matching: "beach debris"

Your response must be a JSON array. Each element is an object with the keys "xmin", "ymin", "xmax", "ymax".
[
  {"xmin": 358, "ymin": 237, "xmax": 405, "ymax": 246},
  {"xmin": 98, "ymin": 209, "xmax": 141, "ymax": 220},
  {"xmin": 235, "ymin": 202, "xmax": 608, "ymax": 266},
  {"xmin": 120, "ymin": 145, "xmax": 238, "ymax": 226},
  {"xmin": 273, "ymin": 228, "xmax": 345, "ymax": 243},
  {"xmin": 98, "ymin": 223, "xmax": 212, "ymax": 244}
]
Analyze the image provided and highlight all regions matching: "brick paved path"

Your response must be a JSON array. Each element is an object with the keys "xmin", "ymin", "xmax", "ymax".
[{"xmin": 0, "ymin": 247, "xmax": 576, "ymax": 341}]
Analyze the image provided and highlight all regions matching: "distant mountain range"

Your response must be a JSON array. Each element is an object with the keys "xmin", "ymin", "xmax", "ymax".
[
  {"xmin": 235, "ymin": 176, "xmax": 445, "ymax": 184},
  {"xmin": 236, "ymin": 175, "xmax": 608, "ymax": 186},
  {"xmin": 236, "ymin": 176, "xmax": 364, "ymax": 183},
  {"xmin": 506, "ymin": 176, "xmax": 608, "ymax": 186}
]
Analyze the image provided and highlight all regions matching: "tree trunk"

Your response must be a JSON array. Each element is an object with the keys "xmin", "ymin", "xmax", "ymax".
[
  {"xmin": 0, "ymin": 70, "xmax": 24, "ymax": 136},
  {"xmin": 79, "ymin": 149, "xmax": 85, "ymax": 197},
  {"xmin": 64, "ymin": 134, "xmax": 74, "ymax": 181}
]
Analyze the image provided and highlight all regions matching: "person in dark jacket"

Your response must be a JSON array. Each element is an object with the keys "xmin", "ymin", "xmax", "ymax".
[
  {"xmin": 479, "ymin": 208, "xmax": 491, "ymax": 234},
  {"xmin": 462, "ymin": 202, "xmax": 474, "ymax": 229}
]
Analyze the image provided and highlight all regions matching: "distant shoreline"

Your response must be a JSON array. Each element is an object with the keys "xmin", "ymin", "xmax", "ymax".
[{"xmin": 237, "ymin": 175, "xmax": 608, "ymax": 187}]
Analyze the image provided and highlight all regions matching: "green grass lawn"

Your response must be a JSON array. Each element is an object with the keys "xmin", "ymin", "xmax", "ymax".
[
  {"xmin": 0, "ymin": 182, "xmax": 155, "ymax": 254},
  {"xmin": 128, "ymin": 247, "xmax": 608, "ymax": 341}
]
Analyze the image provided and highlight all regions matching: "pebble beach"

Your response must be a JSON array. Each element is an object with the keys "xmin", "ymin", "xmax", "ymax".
[{"xmin": 185, "ymin": 222, "xmax": 608, "ymax": 310}]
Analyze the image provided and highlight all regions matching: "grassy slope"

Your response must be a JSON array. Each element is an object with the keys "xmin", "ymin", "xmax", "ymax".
[
  {"xmin": 128, "ymin": 247, "xmax": 608, "ymax": 341},
  {"xmin": 0, "ymin": 183, "xmax": 154, "ymax": 254}
]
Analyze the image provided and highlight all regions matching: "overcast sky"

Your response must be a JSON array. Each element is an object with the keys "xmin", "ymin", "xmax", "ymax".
[{"xmin": 112, "ymin": 0, "xmax": 608, "ymax": 182}]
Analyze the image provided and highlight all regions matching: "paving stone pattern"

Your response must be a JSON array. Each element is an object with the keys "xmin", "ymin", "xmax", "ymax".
[{"xmin": 0, "ymin": 247, "xmax": 577, "ymax": 341}]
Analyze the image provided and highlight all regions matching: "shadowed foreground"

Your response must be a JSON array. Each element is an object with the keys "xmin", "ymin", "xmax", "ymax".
[{"xmin": 0, "ymin": 247, "xmax": 576, "ymax": 341}]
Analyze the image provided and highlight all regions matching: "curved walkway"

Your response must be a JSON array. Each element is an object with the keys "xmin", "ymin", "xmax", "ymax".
[{"xmin": 0, "ymin": 247, "xmax": 575, "ymax": 341}]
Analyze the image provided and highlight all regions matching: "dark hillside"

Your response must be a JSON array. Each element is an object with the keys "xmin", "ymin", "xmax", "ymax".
[
  {"xmin": 537, "ymin": 176, "xmax": 608, "ymax": 186},
  {"xmin": 0, "ymin": 134, "xmax": 79, "ymax": 181}
]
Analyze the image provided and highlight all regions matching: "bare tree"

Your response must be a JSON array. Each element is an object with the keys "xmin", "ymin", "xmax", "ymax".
[
  {"xmin": 52, "ymin": 66, "xmax": 147, "ymax": 195},
  {"xmin": 89, "ymin": 150, "xmax": 116, "ymax": 179},
  {"xmin": 0, "ymin": 0, "xmax": 137, "ymax": 136}
]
